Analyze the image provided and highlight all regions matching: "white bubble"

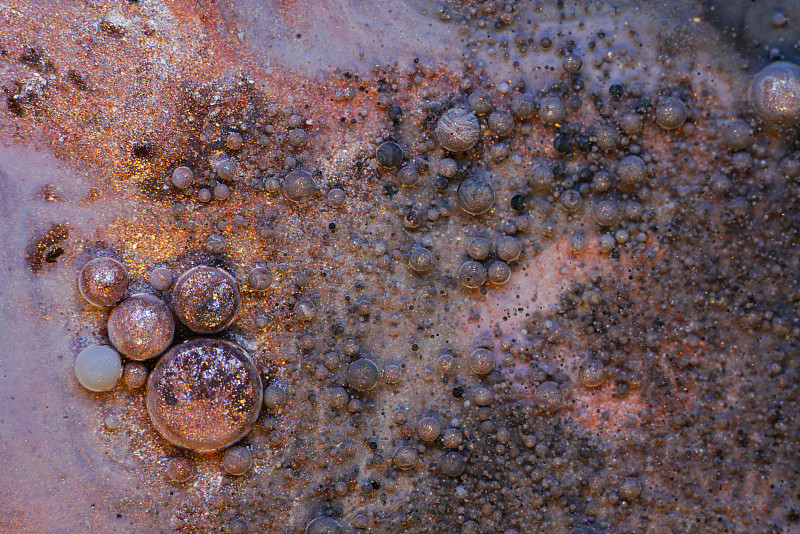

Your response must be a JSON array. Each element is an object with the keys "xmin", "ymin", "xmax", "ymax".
[{"xmin": 74, "ymin": 345, "xmax": 122, "ymax": 392}]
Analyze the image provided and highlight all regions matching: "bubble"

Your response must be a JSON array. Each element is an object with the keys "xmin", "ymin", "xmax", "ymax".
[
  {"xmin": 495, "ymin": 236, "xmax": 521, "ymax": 262},
  {"xmin": 171, "ymin": 166, "xmax": 193, "ymax": 189},
  {"xmin": 722, "ymin": 119, "xmax": 753, "ymax": 151},
  {"xmin": 459, "ymin": 260, "xmax": 486, "ymax": 288},
  {"xmin": 442, "ymin": 428, "xmax": 463, "ymax": 449},
  {"xmin": 393, "ymin": 446, "xmax": 419, "ymax": 470},
  {"xmin": 562, "ymin": 54, "xmax": 583, "ymax": 74},
  {"xmin": 440, "ymin": 451, "xmax": 465, "ymax": 477},
  {"xmin": 327, "ymin": 188, "xmax": 345, "ymax": 207},
  {"xmin": 619, "ymin": 477, "xmax": 642, "ymax": 500},
  {"xmin": 467, "ymin": 237, "xmax": 491, "ymax": 260},
  {"xmin": 593, "ymin": 123, "xmax": 620, "ymax": 150},
  {"xmin": 467, "ymin": 90, "xmax": 493, "ymax": 115},
  {"xmin": 654, "ymin": 97, "xmax": 687, "ymax": 129},
  {"xmin": 149, "ymin": 267, "xmax": 174, "ymax": 291},
  {"xmin": 488, "ymin": 110, "xmax": 514, "ymax": 136},
  {"xmin": 457, "ymin": 176, "xmax": 494, "ymax": 215},
  {"xmin": 617, "ymin": 155, "xmax": 646, "ymax": 185},
  {"xmin": 510, "ymin": 93, "xmax": 536, "ymax": 119},
  {"xmin": 569, "ymin": 232, "xmax": 587, "ymax": 254},
  {"xmin": 213, "ymin": 183, "xmax": 230, "ymax": 200},
  {"xmin": 435, "ymin": 108, "xmax": 481, "ymax": 152},
  {"xmin": 213, "ymin": 157, "xmax": 237, "ymax": 181},
  {"xmin": 263, "ymin": 384, "xmax": 288, "ymax": 410},
  {"xmin": 294, "ymin": 300, "xmax": 317, "ymax": 321},
  {"xmin": 172, "ymin": 266, "xmax": 240, "ymax": 334},
  {"xmin": 591, "ymin": 171, "xmax": 613, "ymax": 192},
  {"xmin": 408, "ymin": 246, "xmax": 433, "ymax": 272},
  {"xmin": 146, "ymin": 338, "xmax": 262, "ymax": 452},
  {"xmin": 538, "ymin": 97, "xmax": 565, "ymax": 124},
  {"xmin": 619, "ymin": 112, "xmax": 642, "ymax": 134},
  {"xmin": 248, "ymin": 267, "xmax": 273, "ymax": 291},
  {"xmin": 473, "ymin": 386, "xmax": 493, "ymax": 406},
  {"xmin": 74, "ymin": 345, "xmax": 123, "ymax": 392},
  {"xmin": 78, "ymin": 257, "xmax": 128, "ymax": 307},
  {"xmin": 530, "ymin": 164, "xmax": 554, "ymax": 191},
  {"xmin": 288, "ymin": 129, "xmax": 307, "ymax": 147},
  {"xmin": 560, "ymin": 190, "xmax": 582, "ymax": 212},
  {"xmin": 226, "ymin": 132, "xmax": 243, "ymax": 150},
  {"xmin": 579, "ymin": 358, "xmax": 606, "ymax": 387},
  {"xmin": 282, "ymin": 170, "xmax": 316, "ymax": 203},
  {"xmin": 533, "ymin": 381, "xmax": 563, "ymax": 412},
  {"xmin": 592, "ymin": 200, "xmax": 620, "ymax": 227},
  {"xmin": 166, "ymin": 457, "xmax": 194, "ymax": 482},
  {"xmin": 598, "ymin": 233, "xmax": 616, "ymax": 252},
  {"xmin": 305, "ymin": 517, "xmax": 342, "ymax": 534},
  {"xmin": 222, "ymin": 446, "xmax": 253, "ymax": 476},
  {"xmin": 376, "ymin": 141, "xmax": 404, "ymax": 168},
  {"xmin": 107, "ymin": 293, "xmax": 174, "ymax": 361},
  {"xmin": 324, "ymin": 386, "xmax": 347, "ymax": 410},
  {"xmin": 417, "ymin": 416, "xmax": 442, "ymax": 442},
  {"xmin": 487, "ymin": 261, "xmax": 511, "ymax": 285},
  {"xmin": 346, "ymin": 358, "xmax": 379, "ymax": 392},
  {"xmin": 749, "ymin": 61, "xmax": 800, "ymax": 126},
  {"xmin": 438, "ymin": 158, "xmax": 458, "ymax": 178},
  {"xmin": 397, "ymin": 165, "xmax": 419, "ymax": 187},
  {"xmin": 469, "ymin": 347, "xmax": 495, "ymax": 375},
  {"xmin": 123, "ymin": 362, "xmax": 148, "ymax": 389}
]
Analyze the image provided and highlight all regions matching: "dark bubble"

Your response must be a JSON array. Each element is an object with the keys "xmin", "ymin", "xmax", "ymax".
[
  {"xmin": 457, "ymin": 176, "xmax": 494, "ymax": 215},
  {"xmin": 346, "ymin": 358, "xmax": 379, "ymax": 392},
  {"xmin": 440, "ymin": 451, "xmax": 465, "ymax": 477}
]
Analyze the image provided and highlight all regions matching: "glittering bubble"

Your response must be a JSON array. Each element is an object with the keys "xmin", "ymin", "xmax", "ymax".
[
  {"xmin": 108, "ymin": 293, "xmax": 175, "ymax": 361},
  {"xmin": 77, "ymin": 257, "xmax": 128, "ymax": 307},
  {"xmin": 172, "ymin": 266, "xmax": 241, "ymax": 334},
  {"xmin": 146, "ymin": 338, "xmax": 262, "ymax": 452}
]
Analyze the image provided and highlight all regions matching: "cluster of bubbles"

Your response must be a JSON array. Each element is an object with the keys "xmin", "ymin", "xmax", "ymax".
[{"xmin": 75, "ymin": 256, "xmax": 262, "ymax": 478}]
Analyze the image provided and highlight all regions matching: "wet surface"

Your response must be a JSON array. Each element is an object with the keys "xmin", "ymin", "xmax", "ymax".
[{"xmin": 1, "ymin": 0, "xmax": 800, "ymax": 533}]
